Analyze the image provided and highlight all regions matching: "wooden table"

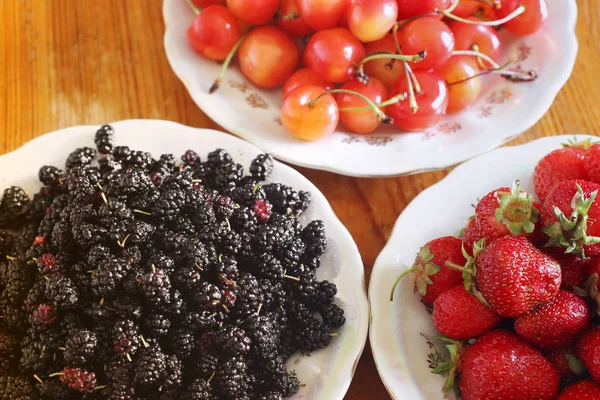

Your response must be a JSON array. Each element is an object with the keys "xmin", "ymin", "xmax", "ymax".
[{"xmin": 0, "ymin": 1, "xmax": 598, "ymax": 398}]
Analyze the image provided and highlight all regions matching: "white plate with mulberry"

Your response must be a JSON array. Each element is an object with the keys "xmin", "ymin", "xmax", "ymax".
[{"xmin": 0, "ymin": 119, "xmax": 368, "ymax": 400}]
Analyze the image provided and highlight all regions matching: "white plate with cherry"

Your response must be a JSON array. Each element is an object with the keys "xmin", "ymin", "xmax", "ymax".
[{"xmin": 163, "ymin": 0, "xmax": 577, "ymax": 177}]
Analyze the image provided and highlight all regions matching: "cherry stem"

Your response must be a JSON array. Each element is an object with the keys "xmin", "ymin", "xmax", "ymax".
[
  {"xmin": 449, "ymin": 51, "xmax": 538, "ymax": 83},
  {"xmin": 358, "ymin": 51, "xmax": 426, "ymax": 67},
  {"xmin": 309, "ymin": 89, "xmax": 393, "ymax": 124},
  {"xmin": 442, "ymin": 5, "xmax": 526, "ymax": 26},
  {"xmin": 452, "ymin": 49, "xmax": 500, "ymax": 69},
  {"xmin": 390, "ymin": 266, "xmax": 419, "ymax": 301},
  {"xmin": 339, "ymin": 92, "xmax": 407, "ymax": 112},
  {"xmin": 186, "ymin": 0, "xmax": 201, "ymax": 15},
  {"xmin": 391, "ymin": 24, "xmax": 422, "ymax": 95},
  {"xmin": 210, "ymin": 33, "xmax": 248, "ymax": 94},
  {"xmin": 444, "ymin": 0, "xmax": 461, "ymax": 14}
]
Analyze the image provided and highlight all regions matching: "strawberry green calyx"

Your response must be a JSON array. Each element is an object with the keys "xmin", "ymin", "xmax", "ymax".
[
  {"xmin": 389, "ymin": 246, "xmax": 441, "ymax": 301},
  {"xmin": 495, "ymin": 180, "xmax": 540, "ymax": 235},
  {"xmin": 562, "ymin": 137, "xmax": 598, "ymax": 151},
  {"xmin": 445, "ymin": 240, "xmax": 491, "ymax": 308},
  {"xmin": 543, "ymin": 185, "xmax": 600, "ymax": 258},
  {"xmin": 426, "ymin": 335, "xmax": 466, "ymax": 395},
  {"xmin": 565, "ymin": 353, "xmax": 587, "ymax": 377}
]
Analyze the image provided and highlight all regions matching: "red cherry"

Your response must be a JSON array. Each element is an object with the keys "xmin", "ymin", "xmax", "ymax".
[
  {"xmin": 277, "ymin": 0, "xmax": 315, "ymax": 37},
  {"xmin": 296, "ymin": 0, "xmax": 350, "ymax": 30},
  {"xmin": 398, "ymin": 17, "xmax": 455, "ymax": 71},
  {"xmin": 304, "ymin": 27, "xmax": 366, "ymax": 83},
  {"xmin": 453, "ymin": 0, "xmax": 497, "ymax": 20},
  {"xmin": 395, "ymin": 0, "xmax": 450, "ymax": 20},
  {"xmin": 497, "ymin": 0, "xmax": 548, "ymax": 36},
  {"xmin": 449, "ymin": 17, "xmax": 501, "ymax": 67},
  {"xmin": 191, "ymin": 0, "xmax": 225, "ymax": 6},
  {"xmin": 336, "ymin": 78, "xmax": 389, "ymax": 134},
  {"xmin": 187, "ymin": 5, "xmax": 241, "ymax": 61},
  {"xmin": 283, "ymin": 69, "xmax": 334, "ymax": 98},
  {"xmin": 238, "ymin": 26, "xmax": 300, "ymax": 89},
  {"xmin": 226, "ymin": 0, "xmax": 279, "ymax": 25},
  {"xmin": 347, "ymin": 0, "xmax": 398, "ymax": 43},
  {"xmin": 388, "ymin": 71, "xmax": 449, "ymax": 131},
  {"xmin": 281, "ymin": 85, "xmax": 340, "ymax": 141},
  {"xmin": 436, "ymin": 56, "xmax": 481, "ymax": 113},
  {"xmin": 363, "ymin": 34, "xmax": 406, "ymax": 91}
]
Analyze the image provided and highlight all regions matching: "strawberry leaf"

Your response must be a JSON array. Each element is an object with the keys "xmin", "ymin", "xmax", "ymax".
[
  {"xmin": 565, "ymin": 353, "xmax": 587, "ymax": 376},
  {"xmin": 494, "ymin": 180, "xmax": 540, "ymax": 235}
]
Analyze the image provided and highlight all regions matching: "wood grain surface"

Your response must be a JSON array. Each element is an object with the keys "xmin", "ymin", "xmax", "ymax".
[{"xmin": 0, "ymin": 1, "xmax": 597, "ymax": 398}]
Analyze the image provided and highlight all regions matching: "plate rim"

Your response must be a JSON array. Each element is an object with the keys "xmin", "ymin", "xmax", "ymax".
[
  {"xmin": 162, "ymin": 0, "xmax": 579, "ymax": 177},
  {"xmin": 368, "ymin": 133, "xmax": 597, "ymax": 400},
  {"xmin": 1, "ymin": 119, "xmax": 370, "ymax": 400}
]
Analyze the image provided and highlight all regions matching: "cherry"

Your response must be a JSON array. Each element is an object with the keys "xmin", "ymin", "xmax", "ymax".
[
  {"xmin": 453, "ymin": 1, "xmax": 498, "ymax": 20},
  {"xmin": 395, "ymin": 0, "xmax": 450, "ymax": 20},
  {"xmin": 238, "ymin": 26, "xmax": 299, "ymax": 89},
  {"xmin": 226, "ymin": 0, "xmax": 279, "ymax": 25},
  {"xmin": 187, "ymin": 5, "xmax": 241, "ymax": 61},
  {"xmin": 283, "ymin": 69, "xmax": 334, "ymax": 98},
  {"xmin": 436, "ymin": 56, "xmax": 481, "ymax": 113},
  {"xmin": 277, "ymin": 0, "xmax": 315, "ymax": 37},
  {"xmin": 337, "ymin": 78, "xmax": 389, "ymax": 134},
  {"xmin": 347, "ymin": 0, "xmax": 398, "ymax": 43},
  {"xmin": 281, "ymin": 85, "xmax": 339, "ymax": 141},
  {"xmin": 398, "ymin": 17, "xmax": 455, "ymax": 71},
  {"xmin": 304, "ymin": 27, "xmax": 366, "ymax": 83},
  {"xmin": 388, "ymin": 71, "xmax": 449, "ymax": 131},
  {"xmin": 449, "ymin": 17, "xmax": 501, "ymax": 67},
  {"xmin": 497, "ymin": 0, "xmax": 548, "ymax": 36},
  {"xmin": 296, "ymin": 0, "xmax": 349, "ymax": 30},
  {"xmin": 191, "ymin": 0, "xmax": 226, "ymax": 6},
  {"xmin": 363, "ymin": 34, "xmax": 406, "ymax": 90}
]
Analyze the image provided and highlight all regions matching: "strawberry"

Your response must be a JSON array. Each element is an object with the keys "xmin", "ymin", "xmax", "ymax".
[
  {"xmin": 514, "ymin": 290, "xmax": 591, "ymax": 349},
  {"xmin": 584, "ymin": 143, "xmax": 600, "ymax": 183},
  {"xmin": 475, "ymin": 181, "xmax": 541, "ymax": 245},
  {"xmin": 462, "ymin": 216, "xmax": 481, "ymax": 256},
  {"xmin": 432, "ymin": 285, "xmax": 501, "ymax": 340},
  {"xmin": 390, "ymin": 236, "xmax": 464, "ymax": 304},
  {"xmin": 459, "ymin": 330, "xmax": 560, "ymax": 400},
  {"xmin": 473, "ymin": 235, "xmax": 562, "ymax": 317},
  {"xmin": 558, "ymin": 380, "xmax": 600, "ymax": 399},
  {"xmin": 545, "ymin": 345, "xmax": 586, "ymax": 381},
  {"xmin": 576, "ymin": 328, "xmax": 600, "ymax": 382},
  {"xmin": 534, "ymin": 140, "xmax": 589, "ymax": 203},
  {"xmin": 586, "ymin": 256, "xmax": 600, "ymax": 278},
  {"xmin": 545, "ymin": 249, "xmax": 590, "ymax": 289},
  {"xmin": 542, "ymin": 180, "xmax": 600, "ymax": 258}
]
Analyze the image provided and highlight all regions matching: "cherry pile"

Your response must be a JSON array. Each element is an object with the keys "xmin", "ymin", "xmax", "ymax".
[
  {"xmin": 186, "ymin": 0, "xmax": 547, "ymax": 141},
  {"xmin": 390, "ymin": 139, "xmax": 600, "ymax": 400}
]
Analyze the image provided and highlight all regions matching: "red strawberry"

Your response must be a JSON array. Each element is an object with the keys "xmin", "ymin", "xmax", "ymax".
[
  {"xmin": 474, "ymin": 235, "xmax": 562, "ymax": 317},
  {"xmin": 586, "ymin": 256, "xmax": 600, "ymax": 278},
  {"xmin": 459, "ymin": 330, "xmax": 560, "ymax": 400},
  {"xmin": 576, "ymin": 328, "xmax": 600, "ymax": 382},
  {"xmin": 432, "ymin": 285, "xmax": 501, "ymax": 340},
  {"xmin": 545, "ymin": 345, "xmax": 585, "ymax": 381},
  {"xmin": 390, "ymin": 236, "xmax": 464, "ymax": 304},
  {"xmin": 558, "ymin": 380, "xmax": 600, "ymax": 399},
  {"xmin": 475, "ymin": 181, "xmax": 541, "ymax": 245},
  {"xmin": 534, "ymin": 141, "xmax": 589, "ymax": 203},
  {"xmin": 546, "ymin": 249, "xmax": 590, "ymax": 289},
  {"xmin": 542, "ymin": 180, "xmax": 600, "ymax": 258},
  {"xmin": 514, "ymin": 290, "xmax": 591, "ymax": 349},
  {"xmin": 462, "ymin": 216, "xmax": 481, "ymax": 256},
  {"xmin": 584, "ymin": 143, "xmax": 600, "ymax": 183}
]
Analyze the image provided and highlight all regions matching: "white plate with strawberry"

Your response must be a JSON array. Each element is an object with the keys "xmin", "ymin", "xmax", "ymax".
[
  {"xmin": 370, "ymin": 135, "xmax": 600, "ymax": 399},
  {"xmin": 163, "ymin": 0, "xmax": 577, "ymax": 177}
]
